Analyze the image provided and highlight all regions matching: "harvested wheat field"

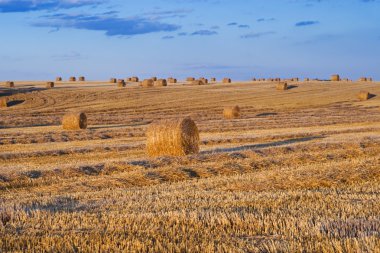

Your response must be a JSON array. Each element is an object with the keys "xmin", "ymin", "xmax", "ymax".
[{"xmin": 1, "ymin": 79, "xmax": 380, "ymax": 252}]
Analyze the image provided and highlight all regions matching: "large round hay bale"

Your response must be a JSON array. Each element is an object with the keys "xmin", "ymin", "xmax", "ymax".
[
  {"xmin": 357, "ymin": 91, "xmax": 370, "ymax": 101},
  {"xmin": 192, "ymin": 80, "xmax": 205, "ymax": 85},
  {"xmin": 62, "ymin": 112, "xmax": 87, "ymax": 130},
  {"xmin": 5, "ymin": 81, "xmax": 14, "ymax": 88},
  {"xmin": 223, "ymin": 106, "xmax": 240, "ymax": 119},
  {"xmin": 46, "ymin": 82, "xmax": 54, "ymax": 88},
  {"xmin": 79, "ymin": 76, "xmax": 85, "ymax": 81},
  {"xmin": 118, "ymin": 79, "xmax": 126, "ymax": 87},
  {"xmin": 56, "ymin": 77, "xmax": 62, "ymax": 82},
  {"xmin": 210, "ymin": 78, "xmax": 216, "ymax": 82},
  {"xmin": 168, "ymin": 78, "xmax": 177, "ymax": 84},
  {"xmin": 331, "ymin": 74, "xmax": 340, "ymax": 81},
  {"xmin": 131, "ymin": 77, "xmax": 139, "ymax": 82},
  {"xmin": 110, "ymin": 78, "xmax": 117, "ymax": 83},
  {"xmin": 186, "ymin": 77, "xmax": 195, "ymax": 82},
  {"xmin": 276, "ymin": 82, "xmax": 288, "ymax": 90},
  {"xmin": 126, "ymin": 77, "xmax": 132, "ymax": 82},
  {"xmin": 69, "ymin": 77, "xmax": 76, "ymax": 82},
  {"xmin": 292, "ymin": 78, "xmax": 299, "ymax": 82},
  {"xmin": 223, "ymin": 78, "xmax": 231, "ymax": 83},
  {"xmin": 304, "ymin": 78, "xmax": 310, "ymax": 82},
  {"xmin": 0, "ymin": 97, "xmax": 7, "ymax": 108},
  {"xmin": 146, "ymin": 117, "xmax": 199, "ymax": 157},
  {"xmin": 155, "ymin": 79, "xmax": 167, "ymax": 87},
  {"xmin": 200, "ymin": 78, "xmax": 208, "ymax": 84},
  {"xmin": 142, "ymin": 79, "xmax": 154, "ymax": 87},
  {"xmin": 151, "ymin": 77, "xmax": 158, "ymax": 81}
]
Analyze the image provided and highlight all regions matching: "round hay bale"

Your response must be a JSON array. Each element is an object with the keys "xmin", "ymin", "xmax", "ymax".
[
  {"xmin": 117, "ymin": 79, "xmax": 126, "ymax": 87},
  {"xmin": 126, "ymin": 77, "xmax": 132, "ymax": 82},
  {"xmin": 210, "ymin": 78, "xmax": 216, "ymax": 82},
  {"xmin": 142, "ymin": 79, "xmax": 154, "ymax": 87},
  {"xmin": 368, "ymin": 78, "xmax": 373, "ymax": 82},
  {"xmin": 62, "ymin": 112, "xmax": 87, "ymax": 130},
  {"xmin": 79, "ymin": 76, "xmax": 85, "ymax": 81},
  {"xmin": 131, "ymin": 77, "xmax": 139, "ymax": 82},
  {"xmin": 357, "ymin": 91, "xmax": 370, "ymax": 101},
  {"xmin": 304, "ymin": 78, "xmax": 310, "ymax": 82},
  {"xmin": 223, "ymin": 78, "xmax": 231, "ymax": 83},
  {"xmin": 5, "ymin": 81, "xmax": 14, "ymax": 88},
  {"xmin": 359, "ymin": 77, "xmax": 367, "ymax": 82},
  {"xmin": 276, "ymin": 82, "xmax": 288, "ymax": 90},
  {"xmin": 151, "ymin": 77, "xmax": 158, "ymax": 81},
  {"xmin": 0, "ymin": 97, "xmax": 7, "ymax": 108},
  {"xmin": 292, "ymin": 78, "xmax": 299, "ymax": 82},
  {"xmin": 168, "ymin": 78, "xmax": 177, "ymax": 84},
  {"xmin": 200, "ymin": 78, "xmax": 208, "ymax": 84},
  {"xmin": 155, "ymin": 79, "xmax": 167, "ymax": 87},
  {"xmin": 46, "ymin": 82, "xmax": 54, "ymax": 88},
  {"xmin": 110, "ymin": 78, "xmax": 117, "ymax": 83},
  {"xmin": 191, "ymin": 80, "xmax": 205, "ymax": 85},
  {"xmin": 223, "ymin": 106, "xmax": 240, "ymax": 119},
  {"xmin": 69, "ymin": 77, "xmax": 76, "ymax": 82},
  {"xmin": 146, "ymin": 117, "xmax": 199, "ymax": 157},
  {"xmin": 56, "ymin": 77, "xmax": 62, "ymax": 82},
  {"xmin": 186, "ymin": 77, "xmax": 195, "ymax": 82},
  {"xmin": 331, "ymin": 74, "xmax": 340, "ymax": 81}
]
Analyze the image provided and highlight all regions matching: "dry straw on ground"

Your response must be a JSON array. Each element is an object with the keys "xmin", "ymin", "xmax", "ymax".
[
  {"xmin": 0, "ymin": 97, "xmax": 7, "ymax": 108},
  {"xmin": 117, "ymin": 80, "xmax": 126, "ymax": 87},
  {"xmin": 155, "ymin": 79, "xmax": 167, "ymax": 87},
  {"xmin": 46, "ymin": 82, "xmax": 54, "ymax": 88},
  {"xmin": 62, "ymin": 112, "xmax": 88, "ymax": 130},
  {"xmin": 110, "ymin": 78, "xmax": 117, "ymax": 83},
  {"xmin": 56, "ymin": 77, "xmax": 62, "ymax": 82},
  {"xmin": 146, "ymin": 117, "xmax": 199, "ymax": 157},
  {"xmin": 142, "ymin": 79, "xmax": 154, "ymax": 87},
  {"xmin": 276, "ymin": 82, "xmax": 288, "ymax": 90},
  {"xmin": 5, "ymin": 81, "xmax": 14, "ymax": 88},
  {"xmin": 357, "ymin": 91, "xmax": 370, "ymax": 101},
  {"xmin": 69, "ymin": 77, "xmax": 76, "ymax": 82},
  {"xmin": 223, "ymin": 105, "xmax": 240, "ymax": 119},
  {"xmin": 223, "ymin": 78, "xmax": 231, "ymax": 83},
  {"xmin": 331, "ymin": 75, "xmax": 340, "ymax": 81}
]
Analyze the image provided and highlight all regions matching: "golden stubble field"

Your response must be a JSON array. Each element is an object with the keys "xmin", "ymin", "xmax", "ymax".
[{"xmin": 1, "ymin": 79, "xmax": 380, "ymax": 252}]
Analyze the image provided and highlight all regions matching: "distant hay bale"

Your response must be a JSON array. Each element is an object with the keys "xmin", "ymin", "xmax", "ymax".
[
  {"xmin": 151, "ymin": 77, "xmax": 158, "ymax": 81},
  {"xmin": 368, "ymin": 78, "xmax": 373, "ymax": 82},
  {"xmin": 79, "ymin": 76, "xmax": 85, "ymax": 81},
  {"xmin": 359, "ymin": 77, "xmax": 367, "ymax": 82},
  {"xmin": 142, "ymin": 79, "xmax": 154, "ymax": 87},
  {"xmin": 5, "ymin": 81, "xmax": 14, "ymax": 88},
  {"xmin": 292, "ymin": 78, "xmax": 299, "ymax": 82},
  {"xmin": 146, "ymin": 117, "xmax": 199, "ymax": 157},
  {"xmin": 62, "ymin": 112, "xmax": 87, "ymax": 130},
  {"xmin": 46, "ymin": 82, "xmax": 54, "ymax": 88},
  {"xmin": 276, "ymin": 82, "xmax": 288, "ymax": 90},
  {"xmin": 126, "ymin": 77, "xmax": 132, "ymax": 82},
  {"xmin": 252, "ymin": 78, "xmax": 256, "ymax": 81},
  {"xmin": 168, "ymin": 78, "xmax": 177, "ymax": 84},
  {"xmin": 56, "ymin": 77, "xmax": 62, "ymax": 82},
  {"xmin": 223, "ymin": 106, "xmax": 240, "ymax": 119},
  {"xmin": 110, "ymin": 78, "xmax": 117, "ymax": 83},
  {"xmin": 69, "ymin": 77, "xmax": 76, "ymax": 82},
  {"xmin": 0, "ymin": 97, "xmax": 7, "ymax": 108},
  {"xmin": 223, "ymin": 78, "xmax": 231, "ymax": 83},
  {"xmin": 117, "ymin": 79, "xmax": 126, "ymax": 87},
  {"xmin": 331, "ymin": 74, "xmax": 340, "ymax": 81},
  {"xmin": 357, "ymin": 91, "xmax": 370, "ymax": 101},
  {"xmin": 155, "ymin": 79, "xmax": 167, "ymax": 87},
  {"xmin": 275, "ymin": 78, "xmax": 281, "ymax": 82},
  {"xmin": 191, "ymin": 80, "xmax": 205, "ymax": 85},
  {"xmin": 210, "ymin": 78, "xmax": 216, "ymax": 82},
  {"xmin": 131, "ymin": 77, "xmax": 139, "ymax": 82},
  {"xmin": 200, "ymin": 78, "xmax": 208, "ymax": 84},
  {"xmin": 304, "ymin": 78, "xmax": 310, "ymax": 82},
  {"xmin": 186, "ymin": 77, "xmax": 195, "ymax": 82}
]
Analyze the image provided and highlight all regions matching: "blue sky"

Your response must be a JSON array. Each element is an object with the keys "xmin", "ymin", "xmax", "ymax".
[{"xmin": 0, "ymin": 0, "xmax": 379, "ymax": 80}]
